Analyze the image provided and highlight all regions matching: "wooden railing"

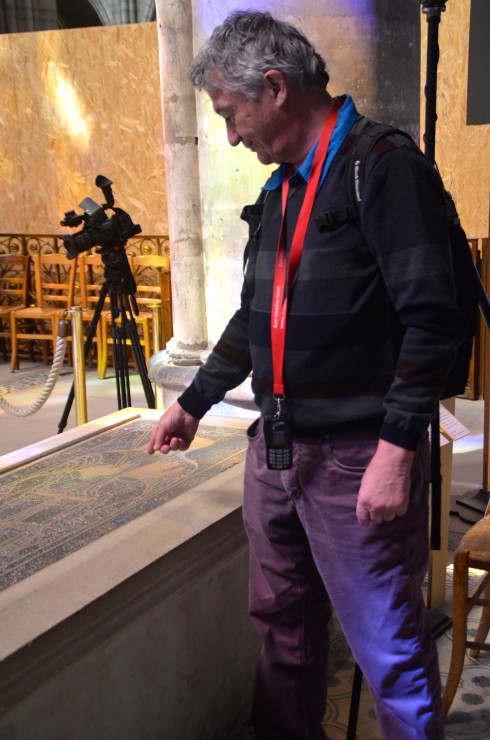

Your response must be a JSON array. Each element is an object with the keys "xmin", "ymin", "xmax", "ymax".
[
  {"xmin": 0, "ymin": 234, "xmax": 172, "ymax": 369},
  {"xmin": 0, "ymin": 233, "xmax": 170, "ymax": 258}
]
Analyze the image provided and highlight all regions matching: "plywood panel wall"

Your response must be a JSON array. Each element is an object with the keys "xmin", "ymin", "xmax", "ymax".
[
  {"xmin": 0, "ymin": 7, "xmax": 487, "ymax": 242},
  {"xmin": 421, "ymin": 1, "xmax": 489, "ymax": 238},
  {"xmin": 0, "ymin": 22, "xmax": 167, "ymax": 236}
]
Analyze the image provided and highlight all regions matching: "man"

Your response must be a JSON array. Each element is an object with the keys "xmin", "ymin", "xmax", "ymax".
[{"xmin": 148, "ymin": 11, "xmax": 462, "ymax": 739}]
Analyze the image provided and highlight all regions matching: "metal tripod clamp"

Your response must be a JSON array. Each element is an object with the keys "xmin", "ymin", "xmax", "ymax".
[{"xmin": 420, "ymin": 0, "xmax": 447, "ymax": 17}]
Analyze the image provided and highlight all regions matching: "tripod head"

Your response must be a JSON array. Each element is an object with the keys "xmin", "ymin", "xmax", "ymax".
[{"xmin": 98, "ymin": 243, "xmax": 138, "ymax": 312}]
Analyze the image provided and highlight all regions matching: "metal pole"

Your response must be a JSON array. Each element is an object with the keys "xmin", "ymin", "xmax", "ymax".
[
  {"xmin": 150, "ymin": 301, "xmax": 165, "ymax": 410},
  {"xmin": 70, "ymin": 306, "xmax": 88, "ymax": 425},
  {"xmin": 420, "ymin": 0, "xmax": 447, "ymax": 163}
]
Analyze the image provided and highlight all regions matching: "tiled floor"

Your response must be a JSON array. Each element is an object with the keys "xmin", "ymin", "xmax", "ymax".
[{"xmin": 0, "ymin": 358, "xmax": 152, "ymax": 457}]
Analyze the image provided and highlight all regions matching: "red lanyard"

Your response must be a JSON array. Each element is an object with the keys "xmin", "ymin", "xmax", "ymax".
[{"xmin": 271, "ymin": 105, "xmax": 339, "ymax": 398}]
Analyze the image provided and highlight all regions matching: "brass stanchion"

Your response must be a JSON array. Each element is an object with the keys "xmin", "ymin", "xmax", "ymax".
[
  {"xmin": 150, "ymin": 301, "xmax": 165, "ymax": 410},
  {"xmin": 69, "ymin": 306, "xmax": 88, "ymax": 426}
]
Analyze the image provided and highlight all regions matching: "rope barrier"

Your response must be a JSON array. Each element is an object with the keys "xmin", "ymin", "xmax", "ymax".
[{"xmin": 0, "ymin": 318, "xmax": 69, "ymax": 417}]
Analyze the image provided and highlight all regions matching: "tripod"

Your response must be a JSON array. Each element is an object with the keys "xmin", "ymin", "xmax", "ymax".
[{"xmin": 57, "ymin": 245, "xmax": 155, "ymax": 434}]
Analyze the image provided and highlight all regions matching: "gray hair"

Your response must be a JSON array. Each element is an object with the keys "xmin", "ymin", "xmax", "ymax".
[{"xmin": 188, "ymin": 10, "xmax": 329, "ymax": 99}]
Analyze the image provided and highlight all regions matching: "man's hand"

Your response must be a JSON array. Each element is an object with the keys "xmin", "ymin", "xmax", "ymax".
[
  {"xmin": 147, "ymin": 402, "xmax": 200, "ymax": 455},
  {"xmin": 356, "ymin": 439, "xmax": 415, "ymax": 526}
]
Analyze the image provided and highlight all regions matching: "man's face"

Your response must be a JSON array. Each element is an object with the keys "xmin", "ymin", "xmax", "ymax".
[{"xmin": 208, "ymin": 80, "xmax": 281, "ymax": 166}]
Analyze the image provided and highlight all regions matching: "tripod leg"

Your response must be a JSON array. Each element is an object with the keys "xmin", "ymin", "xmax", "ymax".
[
  {"xmin": 109, "ymin": 290, "xmax": 156, "ymax": 410},
  {"xmin": 123, "ymin": 310, "xmax": 155, "ymax": 408},
  {"xmin": 110, "ymin": 291, "xmax": 132, "ymax": 409},
  {"xmin": 106, "ymin": 250, "xmax": 155, "ymax": 409},
  {"xmin": 347, "ymin": 662, "xmax": 363, "ymax": 740}
]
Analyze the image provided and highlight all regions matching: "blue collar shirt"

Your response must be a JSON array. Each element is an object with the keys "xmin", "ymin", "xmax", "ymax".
[{"xmin": 262, "ymin": 94, "xmax": 359, "ymax": 192}]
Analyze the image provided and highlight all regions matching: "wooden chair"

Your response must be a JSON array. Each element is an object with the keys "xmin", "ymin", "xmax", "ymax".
[
  {"xmin": 442, "ymin": 509, "xmax": 490, "ymax": 716},
  {"xmin": 9, "ymin": 252, "xmax": 77, "ymax": 371},
  {"xmin": 0, "ymin": 253, "xmax": 30, "ymax": 360},
  {"xmin": 98, "ymin": 253, "xmax": 172, "ymax": 378},
  {"xmin": 131, "ymin": 253, "xmax": 172, "ymax": 348}
]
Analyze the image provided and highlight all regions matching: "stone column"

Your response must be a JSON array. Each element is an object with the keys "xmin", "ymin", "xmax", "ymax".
[
  {"xmin": 89, "ymin": 0, "xmax": 156, "ymax": 25},
  {"xmin": 154, "ymin": 0, "xmax": 208, "ymax": 365}
]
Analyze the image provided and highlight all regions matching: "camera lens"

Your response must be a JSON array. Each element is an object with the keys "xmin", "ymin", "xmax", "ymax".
[{"xmin": 62, "ymin": 230, "xmax": 94, "ymax": 260}]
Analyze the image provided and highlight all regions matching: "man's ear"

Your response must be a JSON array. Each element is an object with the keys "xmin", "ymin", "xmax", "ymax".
[{"xmin": 263, "ymin": 70, "xmax": 287, "ymax": 106}]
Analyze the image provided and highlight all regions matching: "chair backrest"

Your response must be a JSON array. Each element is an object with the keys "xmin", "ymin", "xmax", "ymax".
[
  {"xmin": 31, "ymin": 252, "xmax": 77, "ymax": 310},
  {"xmin": 131, "ymin": 254, "xmax": 171, "ymax": 305},
  {"xmin": 130, "ymin": 254, "xmax": 172, "ymax": 340},
  {"xmin": 0, "ymin": 253, "xmax": 30, "ymax": 307}
]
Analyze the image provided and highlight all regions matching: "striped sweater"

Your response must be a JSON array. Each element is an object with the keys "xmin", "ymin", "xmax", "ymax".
[{"xmin": 179, "ymin": 117, "xmax": 463, "ymax": 450}]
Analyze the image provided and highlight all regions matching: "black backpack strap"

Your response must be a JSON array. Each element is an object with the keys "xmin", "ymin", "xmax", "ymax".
[
  {"xmin": 316, "ymin": 205, "xmax": 357, "ymax": 230},
  {"xmin": 344, "ymin": 118, "xmax": 415, "ymax": 207},
  {"xmin": 240, "ymin": 187, "xmax": 268, "ymax": 228},
  {"xmin": 324, "ymin": 116, "xmax": 446, "ymax": 551},
  {"xmin": 241, "ymin": 188, "xmax": 269, "ymax": 269},
  {"xmin": 320, "ymin": 117, "xmax": 415, "ymax": 230}
]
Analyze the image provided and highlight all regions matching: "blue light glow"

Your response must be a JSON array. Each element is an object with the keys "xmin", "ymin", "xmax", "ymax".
[
  {"xmin": 454, "ymin": 434, "xmax": 484, "ymax": 454},
  {"xmin": 194, "ymin": 0, "xmax": 378, "ymax": 38}
]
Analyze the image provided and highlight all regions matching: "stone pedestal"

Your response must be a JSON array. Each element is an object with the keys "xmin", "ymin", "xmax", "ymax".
[{"xmin": 148, "ymin": 350, "xmax": 257, "ymax": 418}]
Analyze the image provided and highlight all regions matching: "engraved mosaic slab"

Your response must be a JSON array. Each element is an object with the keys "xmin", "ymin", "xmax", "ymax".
[{"xmin": 0, "ymin": 419, "xmax": 247, "ymax": 591}]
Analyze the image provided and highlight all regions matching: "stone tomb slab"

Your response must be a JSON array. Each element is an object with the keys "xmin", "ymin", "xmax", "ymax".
[{"xmin": 0, "ymin": 409, "xmax": 258, "ymax": 740}]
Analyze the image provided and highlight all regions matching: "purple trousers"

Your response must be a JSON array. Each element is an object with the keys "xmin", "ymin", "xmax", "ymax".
[{"xmin": 243, "ymin": 419, "xmax": 444, "ymax": 740}]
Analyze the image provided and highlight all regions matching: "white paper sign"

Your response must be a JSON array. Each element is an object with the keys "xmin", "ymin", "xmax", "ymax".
[{"xmin": 439, "ymin": 404, "xmax": 471, "ymax": 441}]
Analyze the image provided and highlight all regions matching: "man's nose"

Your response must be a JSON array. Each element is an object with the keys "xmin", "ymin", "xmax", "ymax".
[{"xmin": 226, "ymin": 120, "xmax": 241, "ymax": 147}]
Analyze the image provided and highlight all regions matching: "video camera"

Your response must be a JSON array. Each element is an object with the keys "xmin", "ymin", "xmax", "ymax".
[{"xmin": 61, "ymin": 175, "xmax": 141, "ymax": 260}]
